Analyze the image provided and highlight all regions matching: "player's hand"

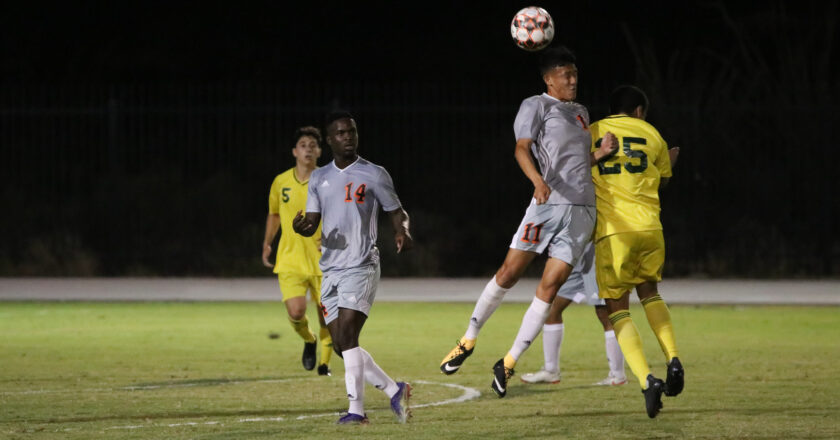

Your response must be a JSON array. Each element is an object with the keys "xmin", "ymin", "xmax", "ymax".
[
  {"xmin": 533, "ymin": 179, "xmax": 551, "ymax": 205},
  {"xmin": 292, "ymin": 210, "xmax": 315, "ymax": 236},
  {"xmin": 669, "ymin": 147, "xmax": 680, "ymax": 168},
  {"xmin": 395, "ymin": 231, "xmax": 414, "ymax": 254},
  {"xmin": 599, "ymin": 132, "xmax": 619, "ymax": 159},
  {"xmin": 261, "ymin": 243, "xmax": 273, "ymax": 268}
]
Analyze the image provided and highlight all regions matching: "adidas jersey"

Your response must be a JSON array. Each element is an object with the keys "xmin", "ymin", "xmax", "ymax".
[
  {"xmin": 306, "ymin": 157, "xmax": 402, "ymax": 271},
  {"xmin": 268, "ymin": 168, "xmax": 322, "ymax": 276},
  {"xmin": 514, "ymin": 93, "xmax": 595, "ymax": 206},
  {"xmin": 589, "ymin": 115, "xmax": 672, "ymax": 240}
]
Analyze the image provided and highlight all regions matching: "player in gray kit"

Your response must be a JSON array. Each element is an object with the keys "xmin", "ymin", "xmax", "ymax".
[
  {"xmin": 293, "ymin": 111, "xmax": 413, "ymax": 425},
  {"xmin": 438, "ymin": 46, "xmax": 618, "ymax": 398}
]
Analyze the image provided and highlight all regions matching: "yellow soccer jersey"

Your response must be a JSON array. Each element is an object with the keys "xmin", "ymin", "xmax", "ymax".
[
  {"xmin": 590, "ymin": 115, "xmax": 672, "ymax": 240},
  {"xmin": 268, "ymin": 168, "xmax": 322, "ymax": 276}
]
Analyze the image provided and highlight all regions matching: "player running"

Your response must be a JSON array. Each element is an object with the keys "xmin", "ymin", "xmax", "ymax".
[
  {"xmin": 439, "ymin": 46, "xmax": 618, "ymax": 397},
  {"xmin": 519, "ymin": 243, "xmax": 626, "ymax": 386},
  {"xmin": 262, "ymin": 126, "xmax": 332, "ymax": 376},
  {"xmin": 590, "ymin": 85, "xmax": 683, "ymax": 418},
  {"xmin": 293, "ymin": 111, "xmax": 413, "ymax": 425}
]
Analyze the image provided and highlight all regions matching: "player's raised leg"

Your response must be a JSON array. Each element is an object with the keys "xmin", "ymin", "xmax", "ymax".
[
  {"xmin": 521, "ymin": 296, "xmax": 570, "ymax": 384},
  {"xmin": 440, "ymin": 248, "xmax": 536, "ymax": 375},
  {"xmin": 493, "ymin": 257, "xmax": 572, "ymax": 397},
  {"xmin": 638, "ymin": 281, "xmax": 683, "ymax": 396}
]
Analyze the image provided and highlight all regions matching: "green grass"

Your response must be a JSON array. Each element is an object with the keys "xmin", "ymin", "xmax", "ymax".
[{"xmin": 1, "ymin": 301, "xmax": 839, "ymax": 439}]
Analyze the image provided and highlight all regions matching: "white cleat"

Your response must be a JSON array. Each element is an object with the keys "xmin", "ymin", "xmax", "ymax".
[
  {"xmin": 594, "ymin": 374, "xmax": 627, "ymax": 386},
  {"xmin": 520, "ymin": 369, "xmax": 561, "ymax": 384}
]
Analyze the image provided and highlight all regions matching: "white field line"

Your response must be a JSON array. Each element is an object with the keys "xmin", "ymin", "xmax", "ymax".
[
  {"xmin": 0, "ymin": 378, "xmax": 302, "ymax": 396},
  {"xmin": 101, "ymin": 379, "xmax": 480, "ymax": 430}
]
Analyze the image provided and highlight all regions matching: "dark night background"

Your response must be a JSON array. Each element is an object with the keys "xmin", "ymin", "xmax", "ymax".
[{"xmin": 0, "ymin": 1, "xmax": 837, "ymax": 278}]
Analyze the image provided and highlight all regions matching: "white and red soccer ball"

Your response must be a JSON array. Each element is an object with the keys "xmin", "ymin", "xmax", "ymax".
[{"xmin": 510, "ymin": 6, "xmax": 555, "ymax": 51}]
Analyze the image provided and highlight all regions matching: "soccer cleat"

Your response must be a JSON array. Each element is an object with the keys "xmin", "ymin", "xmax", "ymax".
[
  {"xmin": 594, "ymin": 374, "xmax": 627, "ymax": 386},
  {"xmin": 642, "ymin": 375, "xmax": 665, "ymax": 418},
  {"xmin": 336, "ymin": 412, "xmax": 369, "ymax": 425},
  {"xmin": 390, "ymin": 382, "xmax": 412, "ymax": 423},
  {"xmin": 665, "ymin": 357, "xmax": 684, "ymax": 396},
  {"xmin": 520, "ymin": 369, "xmax": 560, "ymax": 384},
  {"xmin": 317, "ymin": 364, "xmax": 331, "ymax": 376},
  {"xmin": 490, "ymin": 358, "xmax": 515, "ymax": 398},
  {"xmin": 440, "ymin": 340, "xmax": 474, "ymax": 375},
  {"xmin": 302, "ymin": 341, "xmax": 317, "ymax": 371}
]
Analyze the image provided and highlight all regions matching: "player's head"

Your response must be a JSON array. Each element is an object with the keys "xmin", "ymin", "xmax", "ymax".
[
  {"xmin": 609, "ymin": 85, "xmax": 649, "ymax": 119},
  {"xmin": 325, "ymin": 110, "xmax": 359, "ymax": 160},
  {"xmin": 539, "ymin": 46, "xmax": 578, "ymax": 101},
  {"xmin": 292, "ymin": 126, "xmax": 322, "ymax": 167}
]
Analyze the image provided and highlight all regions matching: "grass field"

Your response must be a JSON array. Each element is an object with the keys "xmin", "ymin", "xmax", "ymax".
[{"xmin": 1, "ymin": 301, "xmax": 838, "ymax": 439}]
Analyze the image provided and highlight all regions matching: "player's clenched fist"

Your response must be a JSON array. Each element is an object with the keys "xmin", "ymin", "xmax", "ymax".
[{"xmin": 292, "ymin": 210, "xmax": 316, "ymax": 236}]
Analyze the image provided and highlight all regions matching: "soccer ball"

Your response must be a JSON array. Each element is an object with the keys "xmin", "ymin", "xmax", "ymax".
[{"xmin": 510, "ymin": 7, "xmax": 554, "ymax": 51}]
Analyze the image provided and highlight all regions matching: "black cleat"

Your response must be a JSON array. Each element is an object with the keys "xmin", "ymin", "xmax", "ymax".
[
  {"xmin": 440, "ymin": 340, "xmax": 474, "ymax": 375},
  {"xmin": 317, "ymin": 364, "xmax": 331, "ymax": 376},
  {"xmin": 490, "ymin": 358, "xmax": 514, "ymax": 398},
  {"xmin": 665, "ymin": 357, "xmax": 684, "ymax": 397},
  {"xmin": 642, "ymin": 374, "xmax": 665, "ymax": 418},
  {"xmin": 302, "ymin": 341, "xmax": 317, "ymax": 371}
]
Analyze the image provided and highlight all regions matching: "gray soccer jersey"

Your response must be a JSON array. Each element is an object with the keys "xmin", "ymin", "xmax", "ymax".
[
  {"xmin": 514, "ymin": 93, "xmax": 595, "ymax": 206},
  {"xmin": 306, "ymin": 157, "xmax": 401, "ymax": 271}
]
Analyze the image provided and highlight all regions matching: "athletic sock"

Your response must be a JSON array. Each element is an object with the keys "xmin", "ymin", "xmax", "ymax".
[
  {"xmin": 542, "ymin": 323, "xmax": 564, "ymax": 373},
  {"xmin": 609, "ymin": 311, "xmax": 651, "ymax": 389},
  {"xmin": 604, "ymin": 330, "xmax": 626, "ymax": 379},
  {"xmin": 342, "ymin": 347, "xmax": 365, "ymax": 415},
  {"xmin": 508, "ymin": 297, "xmax": 551, "ymax": 365},
  {"xmin": 641, "ymin": 294, "xmax": 680, "ymax": 361},
  {"xmin": 464, "ymin": 276, "xmax": 509, "ymax": 340},
  {"xmin": 289, "ymin": 316, "xmax": 316, "ymax": 343},
  {"xmin": 359, "ymin": 348, "xmax": 399, "ymax": 397},
  {"xmin": 319, "ymin": 327, "xmax": 333, "ymax": 367}
]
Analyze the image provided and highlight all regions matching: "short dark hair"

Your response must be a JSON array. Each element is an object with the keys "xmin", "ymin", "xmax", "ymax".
[
  {"xmin": 294, "ymin": 126, "xmax": 322, "ymax": 144},
  {"xmin": 324, "ymin": 110, "xmax": 355, "ymax": 130},
  {"xmin": 539, "ymin": 46, "xmax": 577, "ymax": 75},
  {"xmin": 609, "ymin": 85, "xmax": 649, "ymax": 115}
]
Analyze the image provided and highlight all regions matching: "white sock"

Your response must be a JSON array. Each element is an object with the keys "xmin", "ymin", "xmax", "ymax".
[
  {"xmin": 542, "ymin": 323, "xmax": 564, "ymax": 373},
  {"xmin": 359, "ymin": 348, "xmax": 399, "ymax": 397},
  {"xmin": 604, "ymin": 330, "xmax": 625, "ymax": 378},
  {"xmin": 465, "ymin": 276, "xmax": 509, "ymax": 340},
  {"xmin": 508, "ymin": 297, "xmax": 551, "ymax": 361},
  {"xmin": 342, "ymin": 347, "xmax": 365, "ymax": 415}
]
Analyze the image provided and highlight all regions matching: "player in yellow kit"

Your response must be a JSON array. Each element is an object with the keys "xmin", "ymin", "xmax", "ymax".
[
  {"xmin": 262, "ymin": 126, "xmax": 332, "ymax": 376},
  {"xmin": 589, "ymin": 85, "xmax": 682, "ymax": 418}
]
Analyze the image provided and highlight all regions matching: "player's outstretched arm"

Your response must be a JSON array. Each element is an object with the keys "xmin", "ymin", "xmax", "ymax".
[
  {"xmin": 590, "ymin": 132, "xmax": 618, "ymax": 165},
  {"xmin": 514, "ymin": 138, "xmax": 550, "ymax": 204},
  {"xmin": 262, "ymin": 213, "xmax": 281, "ymax": 268},
  {"xmin": 292, "ymin": 210, "xmax": 321, "ymax": 237},
  {"xmin": 387, "ymin": 208, "xmax": 413, "ymax": 253}
]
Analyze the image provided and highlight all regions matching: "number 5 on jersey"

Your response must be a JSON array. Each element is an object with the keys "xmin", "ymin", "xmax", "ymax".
[{"xmin": 344, "ymin": 182, "xmax": 366, "ymax": 203}]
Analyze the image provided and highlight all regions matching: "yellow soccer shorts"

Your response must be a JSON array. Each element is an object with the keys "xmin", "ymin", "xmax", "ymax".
[
  {"xmin": 596, "ymin": 230, "xmax": 665, "ymax": 299},
  {"xmin": 277, "ymin": 272, "xmax": 323, "ymax": 304}
]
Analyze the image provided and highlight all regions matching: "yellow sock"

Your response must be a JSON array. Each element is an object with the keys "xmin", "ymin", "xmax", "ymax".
[
  {"xmin": 289, "ymin": 316, "xmax": 316, "ymax": 343},
  {"xmin": 319, "ymin": 327, "xmax": 333, "ymax": 366},
  {"xmin": 503, "ymin": 353, "xmax": 517, "ymax": 370},
  {"xmin": 609, "ymin": 311, "xmax": 651, "ymax": 389},
  {"xmin": 459, "ymin": 337, "xmax": 476, "ymax": 350},
  {"xmin": 642, "ymin": 294, "xmax": 679, "ymax": 361}
]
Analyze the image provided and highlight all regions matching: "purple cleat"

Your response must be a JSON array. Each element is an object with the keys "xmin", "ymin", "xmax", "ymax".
[
  {"xmin": 390, "ymin": 382, "xmax": 412, "ymax": 423},
  {"xmin": 336, "ymin": 412, "xmax": 369, "ymax": 425}
]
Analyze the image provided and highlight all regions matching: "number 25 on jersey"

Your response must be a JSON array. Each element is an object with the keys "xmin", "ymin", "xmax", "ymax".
[{"xmin": 595, "ymin": 136, "xmax": 649, "ymax": 175}]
